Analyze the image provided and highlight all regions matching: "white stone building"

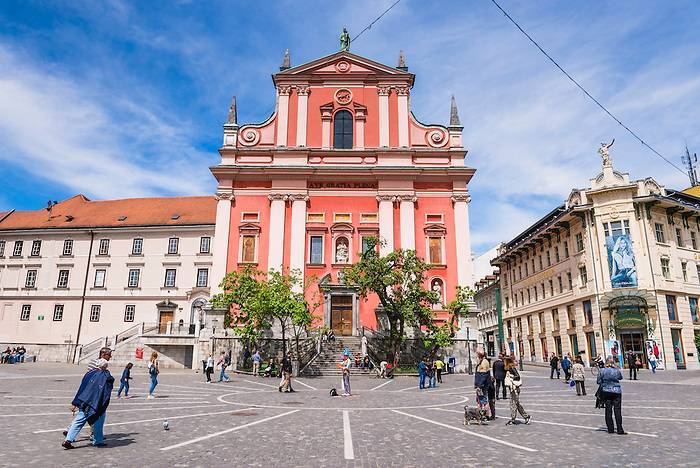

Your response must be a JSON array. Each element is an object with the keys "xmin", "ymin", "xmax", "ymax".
[
  {"xmin": 0, "ymin": 195, "xmax": 216, "ymax": 363},
  {"xmin": 474, "ymin": 273, "xmax": 500, "ymax": 357},
  {"xmin": 491, "ymin": 150, "xmax": 700, "ymax": 370}
]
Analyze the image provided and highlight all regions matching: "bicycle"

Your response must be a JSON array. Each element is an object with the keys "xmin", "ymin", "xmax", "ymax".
[{"xmin": 589, "ymin": 365, "xmax": 599, "ymax": 377}]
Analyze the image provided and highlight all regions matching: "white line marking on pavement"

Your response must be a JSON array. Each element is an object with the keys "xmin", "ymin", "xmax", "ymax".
[
  {"xmin": 343, "ymin": 410, "xmax": 354, "ymax": 460},
  {"xmin": 370, "ymin": 380, "xmax": 394, "ymax": 391},
  {"xmin": 152, "ymin": 383, "xmax": 234, "ymax": 393},
  {"xmin": 430, "ymin": 408, "xmax": 658, "ymax": 438},
  {"xmin": 33, "ymin": 406, "xmax": 254, "ymax": 433},
  {"xmin": 0, "ymin": 400, "xmax": 207, "ymax": 408},
  {"xmin": 523, "ymin": 402, "xmax": 698, "ymax": 410},
  {"xmin": 392, "ymin": 410, "xmax": 537, "ymax": 452},
  {"xmin": 523, "ymin": 408, "xmax": 700, "ymax": 423},
  {"xmin": 3, "ymin": 395, "xmax": 207, "ymax": 400},
  {"xmin": 1, "ymin": 404, "xmax": 220, "ymax": 418},
  {"xmin": 397, "ymin": 385, "xmax": 420, "ymax": 392},
  {"xmin": 242, "ymin": 379, "xmax": 278, "ymax": 388},
  {"xmin": 294, "ymin": 379, "xmax": 317, "ymax": 390},
  {"xmin": 160, "ymin": 410, "xmax": 300, "ymax": 451}
]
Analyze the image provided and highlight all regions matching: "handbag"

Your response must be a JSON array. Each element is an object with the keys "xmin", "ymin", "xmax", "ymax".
[{"xmin": 635, "ymin": 358, "xmax": 642, "ymax": 367}]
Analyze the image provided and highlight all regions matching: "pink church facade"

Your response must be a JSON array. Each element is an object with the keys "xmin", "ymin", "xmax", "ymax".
[{"xmin": 210, "ymin": 51, "xmax": 475, "ymax": 335}]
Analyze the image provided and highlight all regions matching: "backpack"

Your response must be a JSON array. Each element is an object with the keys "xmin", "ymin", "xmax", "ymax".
[
  {"xmin": 224, "ymin": 355, "xmax": 231, "ymax": 367},
  {"xmin": 329, "ymin": 388, "xmax": 339, "ymax": 397}
]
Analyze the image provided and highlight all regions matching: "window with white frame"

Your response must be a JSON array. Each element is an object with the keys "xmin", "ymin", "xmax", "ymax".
[
  {"xmin": 361, "ymin": 236, "xmax": 375, "ymax": 255},
  {"xmin": 0, "ymin": 240, "xmax": 5, "ymax": 256},
  {"xmin": 90, "ymin": 305, "xmax": 101, "ymax": 322},
  {"xmin": 309, "ymin": 235, "xmax": 324, "ymax": 264},
  {"xmin": 167, "ymin": 237, "xmax": 179, "ymax": 254},
  {"xmin": 682, "ymin": 262, "xmax": 688, "ymax": 282},
  {"xmin": 334, "ymin": 237, "xmax": 350, "ymax": 264},
  {"xmin": 127, "ymin": 269, "xmax": 140, "ymax": 288},
  {"xmin": 124, "ymin": 305, "xmax": 135, "ymax": 322},
  {"xmin": 25, "ymin": 270, "xmax": 37, "ymax": 288},
  {"xmin": 579, "ymin": 265, "xmax": 588, "ymax": 285},
  {"xmin": 164, "ymin": 269, "xmax": 177, "ymax": 287},
  {"xmin": 62, "ymin": 239, "xmax": 73, "ymax": 256},
  {"xmin": 94, "ymin": 269, "xmax": 106, "ymax": 288},
  {"xmin": 654, "ymin": 223, "xmax": 665, "ymax": 243},
  {"xmin": 199, "ymin": 236, "xmax": 211, "ymax": 254},
  {"xmin": 661, "ymin": 258, "xmax": 671, "ymax": 279},
  {"xmin": 98, "ymin": 239, "xmax": 110, "ymax": 255},
  {"xmin": 20, "ymin": 304, "xmax": 31, "ymax": 321},
  {"xmin": 57, "ymin": 270, "xmax": 69, "ymax": 288},
  {"xmin": 53, "ymin": 304, "xmax": 64, "ymax": 321},
  {"xmin": 603, "ymin": 220, "xmax": 630, "ymax": 237},
  {"xmin": 575, "ymin": 233, "xmax": 584, "ymax": 252},
  {"xmin": 13, "ymin": 240, "xmax": 23, "ymax": 257},
  {"xmin": 196, "ymin": 268, "xmax": 209, "ymax": 288},
  {"xmin": 30, "ymin": 240, "xmax": 41, "ymax": 257},
  {"xmin": 132, "ymin": 238, "xmax": 143, "ymax": 255},
  {"xmin": 428, "ymin": 236, "xmax": 444, "ymax": 264}
]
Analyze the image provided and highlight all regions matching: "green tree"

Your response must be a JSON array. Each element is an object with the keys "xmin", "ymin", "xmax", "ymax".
[
  {"xmin": 212, "ymin": 268, "xmax": 319, "ymax": 354},
  {"xmin": 344, "ymin": 237, "xmax": 472, "ymax": 364}
]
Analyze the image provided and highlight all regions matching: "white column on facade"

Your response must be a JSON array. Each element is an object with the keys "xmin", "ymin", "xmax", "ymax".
[
  {"xmin": 288, "ymin": 195, "xmax": 308, "ymax": 289},
  {"xmin": 276, "ymin": 85, "xmax": 291, "ymax": 147},
  {"xmin": 452, "ymin": 193, "xmax": 474, "ymax": 286},
  {"xmin": 377, "ymin": 195, "xmax": 395, "ymax": 255},
  {"xmin": 355, "ymin": 108, "xmax": 366, "ymax": 150},
  {"xmin": 399, "ymin": 195, "xmax": 416, "ymax": 250},
  {"xmin": 378, "ymin": 85, "xmax": 391, "ymax": 147},
  {"xmin": 211, "ymin": 191, "xmax": 234, "ymax": 293},
  {"xmin": 396, "ymin": 86, "xmax": 409, "ymax": 147},
  {"xmin": 295, "ymin": 85, "xmax": 309, "ymax": 147},
  {"xmin": 267, "ymin": 195, "xmax": 287, "ymax": 272},
  {"xmin": 321, "ymin": 106, "xmax": 332, "ymax": 150}
]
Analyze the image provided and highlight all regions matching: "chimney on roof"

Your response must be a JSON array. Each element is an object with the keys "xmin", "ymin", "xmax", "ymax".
[
  {"xmin": 397, "ymin": 50, "xmax": 408, "ymax": 71},
  {"xmin": 225, "ymin": 96, "xmax": 237, "ymax": 127},
  {"xmin": 449, "ymin": 95, "xmax": 462, "ymax": 128},
  {"xmin": 280, "ymin": 49, "xmax": 291, "ymax": 71}
]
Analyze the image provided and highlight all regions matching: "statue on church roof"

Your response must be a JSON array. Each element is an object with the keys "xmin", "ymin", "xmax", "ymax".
[
  {"xmin": 598, "ymin": 138, "xmax": 615, "ymax": 167},
  {"xmin": 226, "ymin": 96, "xmax": 237, "ymax": 126},
  {"xmin": 340, "ymin": 28, "xmax": 350, "ymax": 51},
  {"xmin": 397, "ymin": 50, "xmax": 408, "ymax": 71},
  {"xmin": 280, "ymin": 49, "xmax": 291, "ymax": 71}
]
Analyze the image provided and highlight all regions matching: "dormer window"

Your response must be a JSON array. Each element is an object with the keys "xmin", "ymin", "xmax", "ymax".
[{"xmin": 333, "ymin": 110, "xmax": 353, "ymax": 149}]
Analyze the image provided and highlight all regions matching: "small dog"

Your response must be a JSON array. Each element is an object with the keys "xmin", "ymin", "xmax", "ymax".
[{"xmin": 463, "ymin": 405, "xmax": 487, "ymax": 426}]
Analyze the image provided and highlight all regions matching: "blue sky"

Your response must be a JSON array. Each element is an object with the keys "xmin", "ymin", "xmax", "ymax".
[{"xmin": 1, "ymin": 1, "xmax": 700, "ymax": 256}]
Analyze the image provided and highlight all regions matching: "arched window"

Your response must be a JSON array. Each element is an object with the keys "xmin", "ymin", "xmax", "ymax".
[{"xmin": 333, "ymin": 110, "xmax": 353, "ymax": 149}]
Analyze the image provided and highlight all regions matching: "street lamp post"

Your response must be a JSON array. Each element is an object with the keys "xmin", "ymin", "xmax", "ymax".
[{"xmin": 466, "ymin": 322, "xmax": 473, "ymax": 375}]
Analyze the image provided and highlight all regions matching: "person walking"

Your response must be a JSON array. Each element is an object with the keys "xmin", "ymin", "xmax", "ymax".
[
  {"xmin": 549, "ymin": 353, "xmax": 560, "ymax": 379},
  {"xmin": 474, "ymin": 351, "xmax": 491, "ymax": 398},
  {"xmin": 434, "ymin": 357, "xmax": 444, "ymax": 383},
  {"xmin": 492, "ymin": 354, "xmax": 506, "ymax": 400},
  {"xmin": 418, "ymin": 357, "xmax": 428, "ymax": 389},
  {"xmin": 280, "ymin": 352, "xmax": 295, "ymax": 392},
  {"xmin": 205, "ymin": 353, "xmax": 215, "ymax": 383},
  {"xmin": 597, "ymin": 357, "xmax": 626, "ymax": 435},
  {"xmin": 572, "ymin": 356, "xmax": 586, "ymax": 396},
  {"xmin": 487, "ymin": 375, "xmax": 497, "ymax": 421},
  {"xmin": 504, "ymin": 356, "xmax": 530, "ymax": 425},
  {"xmin": 217, "ymin": 351, "xmax": 231, "ymax": 382},
  {"xmin": 252, "ymin": 349, "xmax": 261, "ymax": 377},
  {"xmin": 561, "ymin": 354, "xmax": 572, "ymax": 382},
  {"xmin": 62, "ymin": 359, "xmax": 114, "ymax": 449},
  {"xmin": 648, "ymin": 352, "xmax": 657, "ymax": 374},
  {"xmin": 428, "ymin": 360, "xmax": 437, "ymax": 388},
  {"xmin": 626, "ymin": 351, "xmax": 638, "ymax": 380},
  {"xmin": 147, "ymin": 352, "xmax": 159, "ymax": 398},
  {"xmin": 116, "ymin": 363, "xmax": 133, "ymax": 399}
]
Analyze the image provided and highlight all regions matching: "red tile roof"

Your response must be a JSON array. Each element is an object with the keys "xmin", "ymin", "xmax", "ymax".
[{"xmin": 0, "ymin": 195, "xmax": 216, "ymax": 231}]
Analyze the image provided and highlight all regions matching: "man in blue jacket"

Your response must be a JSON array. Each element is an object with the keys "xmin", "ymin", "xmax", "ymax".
[
  {"xmin": 418, "ymin": 357, "xmax": 427, "ymax": 389},
  {"xmin": 62, "ymin": 358, "xmax": 114, "ymax": 449}
]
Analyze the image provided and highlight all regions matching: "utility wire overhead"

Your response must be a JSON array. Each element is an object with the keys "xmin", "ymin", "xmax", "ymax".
[
  {"xmin": 351, "ymin": 0, "xmax": 403, "ymax": 44},
  {"xmin": 489, "ymin": 0, "xmax": 686, "ymax": 176}
]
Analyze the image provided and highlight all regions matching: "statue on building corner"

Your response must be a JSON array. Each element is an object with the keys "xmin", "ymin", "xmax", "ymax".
[
  {"xmin": 340, "ymin": 28, "xmax": 350, "ymax": 51},
  {"xmin": 598, "ymin": 138, "xmax": 615, "ymax": 167}
]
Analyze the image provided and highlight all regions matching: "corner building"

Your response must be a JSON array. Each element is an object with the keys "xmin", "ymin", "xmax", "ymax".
[
  {"xmin": 211, "ymin": 50, "xmax": 476, "ymax": 335},
  {"xmin": 491, "ymin": 156, "xmax": 700, "ymax": 370}
]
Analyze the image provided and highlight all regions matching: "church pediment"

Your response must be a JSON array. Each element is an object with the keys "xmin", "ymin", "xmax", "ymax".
[{"xmin": 274, "ymin": 51, "xmax": 414, "ymax": 85}]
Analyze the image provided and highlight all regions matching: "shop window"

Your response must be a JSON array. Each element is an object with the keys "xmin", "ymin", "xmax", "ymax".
[
  {"xmin": 689, "ymin": 297, "xmax": 699, "ymax": 324},
  {"xmin": 666, "ymin": 294, "xmax": 678, "ymax": 321},
  {"xmin": 583, "ymin": 300, "xmax": 593, "ymax": 326}
]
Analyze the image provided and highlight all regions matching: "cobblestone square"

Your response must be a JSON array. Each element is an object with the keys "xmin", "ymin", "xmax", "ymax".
[{"xmin": 1, "ymin": 363, "xmax": 699, "ymax": 467}]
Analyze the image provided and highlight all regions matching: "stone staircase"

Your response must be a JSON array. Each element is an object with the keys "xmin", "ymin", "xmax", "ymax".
[{"xmin": 301, "ymin": 335, "xmax": 377, "ymax": 377}]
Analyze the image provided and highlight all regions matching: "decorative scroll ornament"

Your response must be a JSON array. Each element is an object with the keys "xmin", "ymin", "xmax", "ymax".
[
  {"xmin": 451, "ymin": 193, "xmax": 471, "ymax": 203},
  {"xmin": 335, "ymin": 60, "xmax": 351, "ymax": 73},
  {"xmin": 287, "ymin": 193, "xmax": 310, "ymax": 202},
  {"xmin": 239, "ymin": 128, "xmax": 260, "ymax": 146},
  {"xmin": 334, "ymin": 88, "xmax": 353, "ymax": 105},
  {"xmin": 396, "ymin": 194, "xmax": 417, "ymax": 202},
  {"xmin": 376, "ymin": 194, "xmax": 397, "ymax": 202},
  {"xmin": 426, "ymin": 129, "xmax": 448, "ymax": 147}
]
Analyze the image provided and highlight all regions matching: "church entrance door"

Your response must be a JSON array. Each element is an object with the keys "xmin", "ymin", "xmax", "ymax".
[{"xmin": 331, "ymin": 295, "xmax": 353, "ymax": 335}]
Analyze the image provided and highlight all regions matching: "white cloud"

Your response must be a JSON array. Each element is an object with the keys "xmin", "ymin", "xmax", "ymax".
[{"xmin": 0, "ymin": 45, "xmax": 216, "ymax": 200}]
